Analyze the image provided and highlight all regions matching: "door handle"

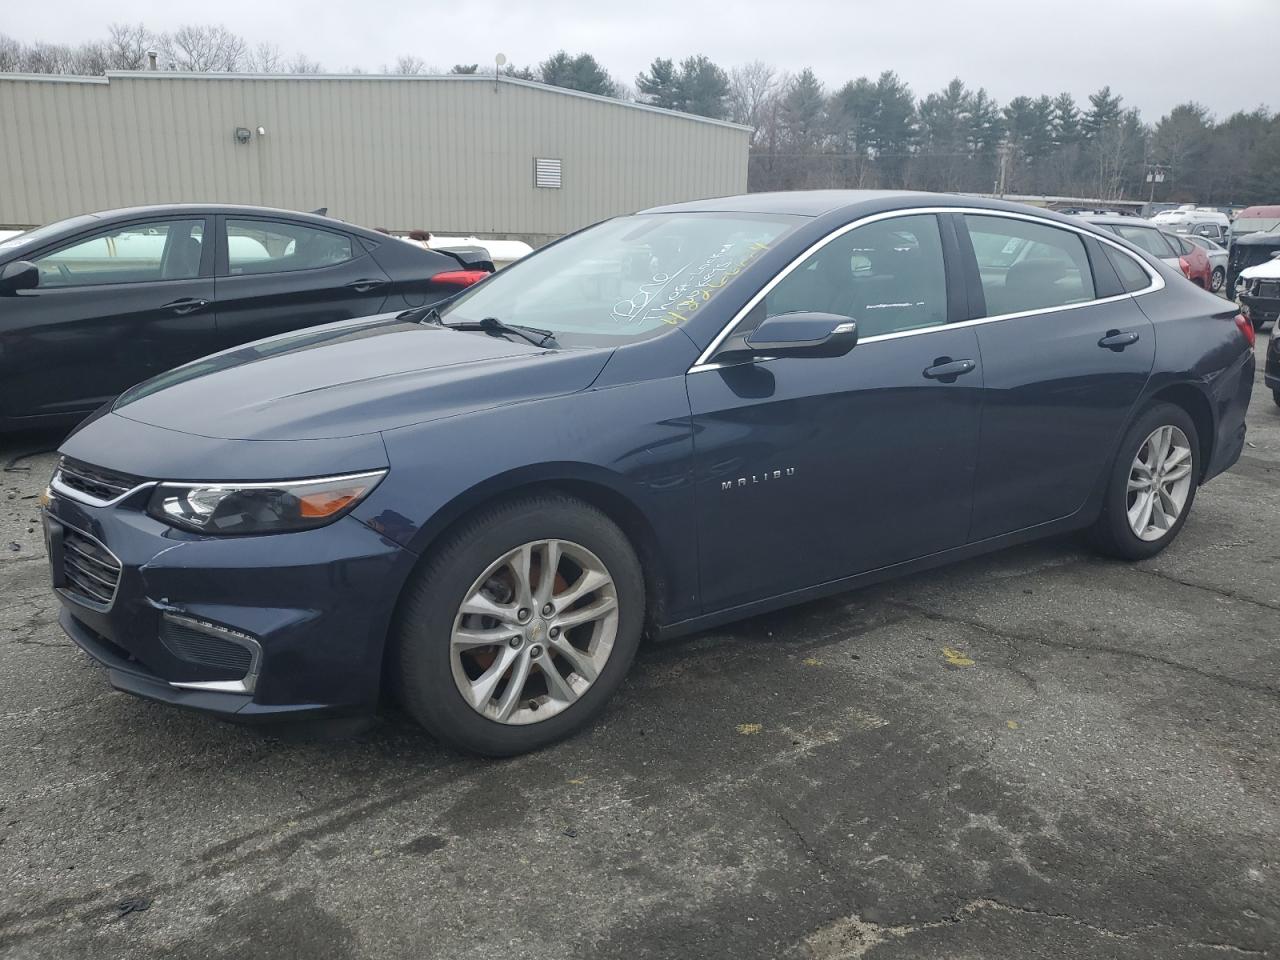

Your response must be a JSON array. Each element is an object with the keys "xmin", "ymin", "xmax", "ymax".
[
  {"xmin": 162, "ymin": 298, "xmax": 209, "ymax": 315},
  {"xmin": 922, "ymin": 358, "xmax": 977, "ymax": 382},
  {"xmin": 347, "ymin": 279, "xmax": 388, "ymax": 294},
  {"xmin": 1099, "ymin": 330, "xmax": 1140, "ymax": 351}
]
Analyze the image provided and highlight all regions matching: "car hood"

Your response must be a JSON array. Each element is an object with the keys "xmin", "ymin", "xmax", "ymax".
[
  {"xmin": 1240, "ymin": 258, "xmax": 1280, "ymax": 282},
  {"xmin": 109, "ymin": 313, "xmax": 613, "ymax": 441}
]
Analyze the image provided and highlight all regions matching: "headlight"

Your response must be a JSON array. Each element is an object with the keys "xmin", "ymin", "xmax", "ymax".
[{"xmin": 146, "ymin": 470, "xmax": 387, "ymax": 535}]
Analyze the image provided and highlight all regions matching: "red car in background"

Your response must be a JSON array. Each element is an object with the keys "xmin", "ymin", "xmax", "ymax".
[{"xmin": 1167, "ymin": 232, "xmax": 1214, "ymax": 291}]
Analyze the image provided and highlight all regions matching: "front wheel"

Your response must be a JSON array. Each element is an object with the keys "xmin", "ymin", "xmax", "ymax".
[
  {"xmin": 394, "ymin": 494, "xmax": 645, "ymax": 756},
  {"xmin": 1090, "ymin": 403, "xmax": 1199, "ymax": 561},
  {"xmin": 1211, "ymin": 266, "xmax": 1225, "ymax": 293}
]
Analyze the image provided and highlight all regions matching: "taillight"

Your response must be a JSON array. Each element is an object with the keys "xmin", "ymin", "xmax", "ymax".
[
  {"xmin": 1235, "ymin": 313, "xmax": 1255, "ymax": 348},
  {"xmin": 432, "ymin": 269, "xmax": 490, "ymax": 287},
  {"xmin": 1179, "ymin": 257, "xmax": 1191, "ymax": 279}
]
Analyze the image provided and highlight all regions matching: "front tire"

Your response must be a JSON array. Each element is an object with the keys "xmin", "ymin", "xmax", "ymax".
[
  {"xmin": 394, "ymin": 494, "xmax": 645, "ymax": 756},
  {"xmin": 1090, "ymin": 402, "xmax": 1199, "ymax": 561}
]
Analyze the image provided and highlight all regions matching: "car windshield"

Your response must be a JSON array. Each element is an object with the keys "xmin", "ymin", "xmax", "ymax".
[
  {"xmin": 439, "ymin": 212, "xmax": 802, "ymax": 346},
  {"xmin": 0, "ymin": 215, "xmax": 98, "ymax": 254}
]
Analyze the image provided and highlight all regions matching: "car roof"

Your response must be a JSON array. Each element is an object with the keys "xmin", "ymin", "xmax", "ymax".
[
  {"xmin": 1078, "ymin": 214, "xmax": 1157, "ymax": 227},
  {"xmin": 639, "ymin": 190, "xmax": 1093, "ymax": 226},
  {"xmin": 78, "ymin": 203, "xmax": 377, "ymax": 236}
]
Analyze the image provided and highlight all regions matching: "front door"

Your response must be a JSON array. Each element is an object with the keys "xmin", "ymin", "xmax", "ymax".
[
  {"xmin": 212, "ymin": 216, "xmax": 392, "ymax": 350},
  {"xmin": 688, "ymin": 213, "xmax": 984, "ymax": 613},
  {"xmin": 959, "ymin": 213, "xmax": 1155, "ymax": 540},
  {"xmin": 0, "ymin": 217, "xmax": 215, "ymax": 421}
]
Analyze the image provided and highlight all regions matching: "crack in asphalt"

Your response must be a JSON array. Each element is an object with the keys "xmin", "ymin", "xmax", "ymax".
[
  {"xmin": 808, "ymin": 897, "xmax": 1266, "ymax": 958},
  {"xmin": 887, "ymin": 602, "xmax": 1280, "ymax": 701},
  {"xmin": 1130, "ymin": 565, "xmax": 1280, "ymax": 613}
]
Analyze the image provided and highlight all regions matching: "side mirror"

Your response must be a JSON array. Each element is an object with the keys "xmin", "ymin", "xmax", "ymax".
[
  {"xmin": 0, "ymin": 260, "xmax": 38, "ymax": 295},
  {"xmin": 716, "ymin": 311, "xmax": 859, "ymax": 362}
]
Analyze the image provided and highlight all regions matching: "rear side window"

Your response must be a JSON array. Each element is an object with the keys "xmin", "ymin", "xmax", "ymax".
[
  {"xmin": 964, "ymin": 215, "xmax": 1095, "ymax": 316},
  {"xmin": 34, "ymin": 220, "xmax": 205, "ymax": 288},
  {"xmin": 1109, "ymin": 223, "xmax": 1177, "ymax": 259},
  {"xmin": 226, "ymin": 219, "xmax": 355, "ymax": 276},
  {"xmin": 1104, "ymin": 246, "xmax": 1153, "ymax": 293}
]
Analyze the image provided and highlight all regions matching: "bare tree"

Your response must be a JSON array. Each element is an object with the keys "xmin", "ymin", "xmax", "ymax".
[
  {"xmin": 390, "ymin": 55, "xmax": 427, "ymax": 75},
  {"xmin": 287, "ymin": 54, "xmax": 322, "ymax": 74},
  {"xmin": 160, "ymin": 25, "xmax": 248, "ymax": 72},
  {"xmin": 104, "ymin": 23, "xmax": 153, "ymax": 70},
  {"xmin": 729, "ymin": 60, "xmax": 778, "ymax": 143},
  {"xmin": 247, "ymin": 42, "xmax": 282, "ymax": 73},
  {"xmin": 0, "ymin": 34, "xmax": 21, "ymax": 71}
]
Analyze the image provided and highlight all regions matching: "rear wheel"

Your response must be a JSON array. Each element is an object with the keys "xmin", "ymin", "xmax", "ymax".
[
  {"xmin": 1253, "ymin": 313, "xmax": 1267, "ymax": 331},
  {"xmin": 394, "ymin": 494, "xmax": 644, "ymax": 756},
  {"xmin": 1273, "ymin": 389, "xmax": 1280, "ymax": 410},
  {"xmin": 1090, "ymin": 402, "xmax": 1199, "ymax": 561},
  {"xmin": 1211, "ymin": 266, "xmax": 1225, "ymax": 293}
]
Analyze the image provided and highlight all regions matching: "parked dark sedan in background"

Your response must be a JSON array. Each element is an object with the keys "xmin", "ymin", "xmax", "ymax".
[
  {"xmin": 0, "ymin": 204, "xmax": 489, "ymax": 430},
  {"xmin": 43, "ymin": 191, "xmax": 1253, "ymax": 756}
]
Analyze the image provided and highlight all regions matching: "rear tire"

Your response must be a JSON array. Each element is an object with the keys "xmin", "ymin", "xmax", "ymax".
[
  {"xmin": 1211, "ymin": 266, "xmax": 1225, "ymax": 293},
  {"xmin": 1273, "ymin": 389, "xmax": 1280, "ymax": 410},
  {"xmin": 394, "ymin": 493, "xmax": 644, "ymax": 756},
  {"xmin": 1253, "ymin": 313, "xmax": 1267, "ymax": 331},
  {"xmin": 1090, "ymin": 402, "xmax": 1199, "ymax": 561}
]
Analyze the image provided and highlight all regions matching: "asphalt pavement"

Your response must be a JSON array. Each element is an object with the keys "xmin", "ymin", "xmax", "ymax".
[{"xmin": 0, "ymin": 339, "xmax": 1276, "ymax": 959}]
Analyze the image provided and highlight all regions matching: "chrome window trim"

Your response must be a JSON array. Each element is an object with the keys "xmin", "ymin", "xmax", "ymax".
[
  {"xmin": 689, "ymin": 205, "xmax": 1164, "ymax": 374},
  {"xmin": 162, "ymin": 612, "xmax": 263, "ymax": 695},
  {"xmin": 54, "ymin": 519, "xmax": 123, "ymax": 612}
]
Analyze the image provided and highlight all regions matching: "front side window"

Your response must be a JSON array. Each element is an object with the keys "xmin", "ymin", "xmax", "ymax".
[
  {"xmin": 226, "ymin": 219, "xmax": 355, "ymax": 275},
  {"xmin": 763, "ymin": 214, "xmax": 948, "ymax": 338},
  {"xmin": 33, "ymin": 219, "xmax": 205, "ymax": 288},
  {"xmin": 441, "ymin": 212, "xmax": 800, "ymax": 346},
  {"xmin": 1108, "ymin": 223, "xmax": 1177, "ymax": 259},
  {"xmin": 966, "ymin": 215, "xmax": 1095, "ymax": 316}
]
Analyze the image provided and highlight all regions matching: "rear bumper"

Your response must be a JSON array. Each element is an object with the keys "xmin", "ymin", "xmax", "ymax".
[{"xmin": 1202, "ymin": 347, "xmax": 1254, "ymax": 483}]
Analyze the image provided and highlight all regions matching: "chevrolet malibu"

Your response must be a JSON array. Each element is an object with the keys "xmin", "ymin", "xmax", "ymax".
[{"xmin": 44, "ymin": 191, "xmax": 1255, "ymax": 756}]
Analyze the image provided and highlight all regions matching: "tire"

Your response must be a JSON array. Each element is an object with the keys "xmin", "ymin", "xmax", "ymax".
[
  {"xmin": 1211, "ymin": 267, "xmax": 1225, "ymax": 293},
  {"xmin": 1273, "ymin": 389, "xmax": 1280, "ymax": 410},
  {"xmin": 1253, "ymin": 313, "xmax": 1266, "ymax": 332},
  {"xmin": 1090, "ymin": 402, "xmax": 1200, "ymax": 561},
  {"xmin": 394, "ymin": 493, "xmax": 645, "ymax": 756}
]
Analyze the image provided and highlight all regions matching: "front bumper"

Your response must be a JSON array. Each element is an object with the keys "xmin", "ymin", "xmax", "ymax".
[
  {"xmin": 46, "ymin": 485, "xmax": 417, "ymax": 721},
  {"xmin": 1241, "ymin": 293, "xmax": 1280, "ymax": 326},
  {"xmin": 1267, "ymin": 335, "xmax": 1280, "ymax": 392}
]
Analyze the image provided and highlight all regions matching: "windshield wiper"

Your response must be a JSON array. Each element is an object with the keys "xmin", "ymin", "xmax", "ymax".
[{"xmin": 445, "ymin": 316, "xmax": 559, "ymax": 348}]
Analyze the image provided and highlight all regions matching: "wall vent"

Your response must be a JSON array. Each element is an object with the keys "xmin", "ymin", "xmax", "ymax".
[{"xmin": 534, "ymin": 158, "xmax": 563, "ymax": 189}]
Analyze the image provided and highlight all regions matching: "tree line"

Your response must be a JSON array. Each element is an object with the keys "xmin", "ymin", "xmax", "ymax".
[{"xmin": 4, "ymin": 23, "xmax": 1278, "ymax": 205}]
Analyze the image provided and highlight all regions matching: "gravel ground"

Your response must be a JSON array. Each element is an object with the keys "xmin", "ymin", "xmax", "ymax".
[{"xmin": 0, "ymin": 339, "xmax": 1276, "ymax": 960}]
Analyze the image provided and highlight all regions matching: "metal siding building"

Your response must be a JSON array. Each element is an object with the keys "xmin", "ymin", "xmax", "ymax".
[{"xmin": 0, "ymin": 72, "xmax": 750, "ymax": 241}]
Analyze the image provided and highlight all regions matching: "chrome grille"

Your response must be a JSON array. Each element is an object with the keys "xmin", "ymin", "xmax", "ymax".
[
  {"xmin": 54, "ymin": 458, "xmax": 145, "ymax": 505},
  {"xmin": 61, "ymin": 526, "xmax": 122, "ymax": 608}
]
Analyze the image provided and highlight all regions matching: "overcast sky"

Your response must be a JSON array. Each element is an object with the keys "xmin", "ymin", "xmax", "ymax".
[{"xmin": 6, "ymin": 0, "xmax": 1277, "ymax": 120}]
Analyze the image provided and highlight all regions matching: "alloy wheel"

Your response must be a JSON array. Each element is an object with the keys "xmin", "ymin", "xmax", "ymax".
[
  {"xmin": 1127, "ymin": 425, "xmax": 1193, "ymax": 542},
  {"xmin": 450, "ymin": 539, "xmax": 619, "ymax": 725},
  {"xmin": 1211, "ymin": 268, "xmax": 1225, "ymax": 293}
]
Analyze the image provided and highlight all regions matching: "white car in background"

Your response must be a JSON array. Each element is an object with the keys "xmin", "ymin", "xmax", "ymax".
[
  {"xmin": 1185, "ymin": 234, "xmax": 1229, "ymax": 293},
  {"xmin": 1152, "ymin": 207, "xmax": 1231, "ymax": 245}
]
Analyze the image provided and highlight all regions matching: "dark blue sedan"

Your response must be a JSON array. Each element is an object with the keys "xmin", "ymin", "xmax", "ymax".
[{"xmin": 43, "ymin": 191, "xmax": 1255, "ymax": 755}]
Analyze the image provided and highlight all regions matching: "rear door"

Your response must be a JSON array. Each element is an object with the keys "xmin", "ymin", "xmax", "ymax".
[
  {"xmin": 0, "ymin": 216, "xmax": 215, "ymax": 421},
  {"xmin": 958, "ymin": 213, "xmax": 1155, "ymax": 540},
  {"xmin": 211, "ymin": 215, "xmax": 393, "ymax": 350}
]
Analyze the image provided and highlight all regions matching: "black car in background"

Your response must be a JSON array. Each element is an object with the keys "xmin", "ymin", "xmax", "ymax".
[{"xmin": 0, "ymin": 205, "xmax": 489, "ymax": 430}]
